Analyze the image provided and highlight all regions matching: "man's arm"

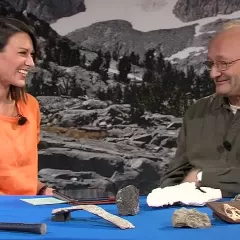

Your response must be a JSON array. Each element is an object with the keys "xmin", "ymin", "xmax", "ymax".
[
  {"xmin": 200, "ymin": 167, "xmax": 240, "ymax": 196},
  {"xmin": 37, "ymin": 181, "xmax": 45, "ymax": 192},
  {"xmin": 159, "ymin": 118, "xmax": 193, "ymax": 188},
  {"xmin": 37, "ymin": 180, "xmax": 54, "ymax": 195},
  {"xmin": 37, "ymin": 181, "xmax": 47, "ymax": 195}
]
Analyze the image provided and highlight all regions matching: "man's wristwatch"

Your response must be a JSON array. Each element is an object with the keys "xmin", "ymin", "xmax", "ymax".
[{"xmin": 197, "ymin": 171, "xmax": 202, "ymax": 183}]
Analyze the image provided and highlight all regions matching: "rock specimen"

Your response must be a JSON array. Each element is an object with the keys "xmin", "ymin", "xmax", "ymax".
[
  {"xmin": 52, "ymin": 205, "xmax": 135, "ymax": 230},
  {"xmin": 146, "ymin": 182, "xmax": 222, "ymax": 207},
  {"xmin": 223, "ymin": 204, "xmax": 240, "ymax": 221},
  {"xmin": 172, "ymin": 207, "xmax": 211, "ymax": 228},
  {"xmin": 116, "ymin": 185, "xmax": 139, "ymax": 216},
  {"xmin": 207, "ymin": 201, "xmax": 240, "ymax": 223}
]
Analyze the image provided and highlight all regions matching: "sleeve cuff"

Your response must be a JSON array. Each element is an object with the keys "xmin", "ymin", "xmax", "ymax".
[
  {"xmin": 200, "ymin": 169, "xmax": 220, "ymax": 188},
  {"xmin": 37, "ymin": 185, "xmax": 48, "ymax": 195}
]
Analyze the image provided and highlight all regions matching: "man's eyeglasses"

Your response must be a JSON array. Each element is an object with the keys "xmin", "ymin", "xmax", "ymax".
[{"xmin": 203, "ymin": 58, "xmax": 240, "ymax": 71}]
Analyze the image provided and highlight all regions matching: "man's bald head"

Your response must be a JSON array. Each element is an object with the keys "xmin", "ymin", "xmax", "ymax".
[
  {"xmin": 222, "ymin": 20, "xmax": 240, "ymax": 30},
  {"xmin": 208, "ymin": 24, "xmax": 240, "ymax": 61},
  {"xmin": 206, "ymin": 20, "xmax": 240, "ymax": 100}
]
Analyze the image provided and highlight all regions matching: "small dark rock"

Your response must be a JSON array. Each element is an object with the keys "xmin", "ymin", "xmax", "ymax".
[
  {"xmin": 116, "ymin": 185, "xmax": 139, "ymax": 216},
  {"xmin": 51, "ymin": 212, "xmax": 71, "ymax": 222}
]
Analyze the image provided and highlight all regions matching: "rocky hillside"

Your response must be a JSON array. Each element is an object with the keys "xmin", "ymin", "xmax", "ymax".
[
  {"xmin": 37, "ymin": 96, "xmax": 182, "ymax": 194},
  {"xmin": 173, "ymin": 0, "xmax": 240, "ymax": 22},
  {"xmin": 0, "ymin": 0, "xmax": 102, "ymax": 96},
  {"xmin": 171, "ymin": 18, "xmax": 232, "ymax": 72},
  {"xmin": 62, "ymin": 2, "xmax": 240, "ymax": 73},
  {"xmin": 68, "ymin": 17, "xmax": 240, "ymax": 73},
  {"xmin": 1, "ymin": 1, "xmax": 81, "ymax": 67},
  {"xmin": 5, "ymin": 0, "xmax": 86, "ymax": 23},
  {"xmin": 66, "ymin": 19, "xmax": 196, "ymax": 60}
]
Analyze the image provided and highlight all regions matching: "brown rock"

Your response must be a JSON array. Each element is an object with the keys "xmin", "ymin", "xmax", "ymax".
[
  {"xmin": 207, "ymin": 201, "xmax": 240, "ymax": 223},
  {"xmin": 172, "ymin": 207, "xmax": 211, "ymax": 228}
]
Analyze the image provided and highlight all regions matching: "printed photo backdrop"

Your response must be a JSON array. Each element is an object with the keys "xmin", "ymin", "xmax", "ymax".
[{"xmin": 1, "ymin": 0, "xmax": 240, "ymax": 194}]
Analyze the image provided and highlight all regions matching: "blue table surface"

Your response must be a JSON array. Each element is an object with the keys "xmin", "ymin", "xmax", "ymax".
[{"xmin": 0, "ymin": 195, "xmax": 238, "ymax": 240}]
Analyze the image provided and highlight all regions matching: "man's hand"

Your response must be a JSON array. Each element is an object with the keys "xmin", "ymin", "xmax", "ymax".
[
  {"xmin": 37, "ymin": 180, "xmax": 54, "ymax": 196},
  {"xmin": 44, "ymin": 187, "xmax": 54, "ymax": 196},
  {"xmin": 183, "ymin": 169, "xmax": 200, "ymax": 184}
]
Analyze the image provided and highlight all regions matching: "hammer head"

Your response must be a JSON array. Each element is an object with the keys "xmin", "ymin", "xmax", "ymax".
[{"xmin": 51, "ymin": 212, "xmax": 71, "ymax": 222}]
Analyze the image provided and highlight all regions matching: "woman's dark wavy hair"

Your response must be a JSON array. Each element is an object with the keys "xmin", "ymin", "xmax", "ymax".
[{"xmin": 0, "ymin": 17, "xmax": 38, "ymax": 103}]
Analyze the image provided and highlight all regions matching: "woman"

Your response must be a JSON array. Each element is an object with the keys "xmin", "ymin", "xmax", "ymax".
[{"xmin": 0, "ymin": 17, "xmax": 53, "ymax": 195}]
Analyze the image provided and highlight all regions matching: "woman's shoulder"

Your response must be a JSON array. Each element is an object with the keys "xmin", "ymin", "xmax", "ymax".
[
  {"xmin": 18, "ymin": 93, "xmax": 40, "ymax": 115},
  {"xmin": 25, "ymin": 93, "xmax": 39, "ymax": 107}
]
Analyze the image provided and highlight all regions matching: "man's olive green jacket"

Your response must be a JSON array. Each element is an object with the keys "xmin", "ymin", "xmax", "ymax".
[{"xmin": 160, "ymin": 94, "xmax": 240, "ymax": 197}]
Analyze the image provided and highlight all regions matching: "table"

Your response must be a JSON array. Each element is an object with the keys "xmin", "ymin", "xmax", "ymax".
[{"xmin": 0, "ymin": 196, "xmax": 238, "ymax": 240}]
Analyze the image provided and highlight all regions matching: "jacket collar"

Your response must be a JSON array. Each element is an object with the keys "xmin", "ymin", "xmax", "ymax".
[{"xmin": 213, "ymin": 94, "xmax": 230, "ymax": 110}]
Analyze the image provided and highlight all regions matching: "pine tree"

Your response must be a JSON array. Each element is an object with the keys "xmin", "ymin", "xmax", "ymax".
[
  {"xmin": 99, "ymin": 51, "xmax": 111, "ymax": 81},
  {"xmin": 90, "ymin": 50, "xmax": 103, "ymax": 72},
  {"xmin": 117, "ymin": 55, "xmax": 131, "ymax": 83},
  {"xmin": 80, "ymin": 54, "xmax": 86, "ymax": 68},
  {"xmin": 199, "ymin": 69, "xmax": 215, "ymax": 97},
  {"xmin": 129, "ymin": 51, "xmax": 140, "ymax": 66},
  {"xmin": 156, "ymin": 52, "xmax": 165, "ymax": 74},
  {"xmin": 185, "ymin": 66, "xmax": 198, "ymax": 99},
  {"xmin": 104, "ymin": 51, "xmax": 111, "ymax": 69},
  {"xmin": 143, "ymin": 48, "xmax": 157, "ymax": 83},
  {"xmin": 27, "ymin": 71, "xmax": 43, "ymax": 96},
  {"xmin": 144, "ymin": 48, "xmax": 156, "ymax": 71},
  {"xmin": 113, "ymin": 83, "xmax": 123, "ymax": 103},
  {"xmin": 123, "ymin": 85, "xmax": 132, "ymax": 104},
  {"xmin": 96, "ymin": 87, "xmax": 106, "ymax": 101},
  {"xmin": 70, "ymin": 78, "xmax": 84, "ymax": 97}
]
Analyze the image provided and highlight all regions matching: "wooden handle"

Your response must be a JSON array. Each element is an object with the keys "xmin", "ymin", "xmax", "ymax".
[{"xmin": 0, "ymin": 222, "xmax": 47, "ymax": 234}]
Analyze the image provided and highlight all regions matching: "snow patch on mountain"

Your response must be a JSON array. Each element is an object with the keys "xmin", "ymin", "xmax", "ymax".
[{"xmin": 165, "ymin": 47, "xmax": 206, "ymax": 61}]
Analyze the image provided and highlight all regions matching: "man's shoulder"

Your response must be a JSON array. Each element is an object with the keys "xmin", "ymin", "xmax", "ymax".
[
  {"xmin": 185, "ymin": 94, "xmax": 219, "ymax": 118},
  {"xmin": 193, "ymin": 93, "xmax": 217, "ymax": 106}
]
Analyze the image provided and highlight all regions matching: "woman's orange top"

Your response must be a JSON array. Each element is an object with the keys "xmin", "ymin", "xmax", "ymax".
[{"xmin": 0, "ymin": 93, "xmax": 40, "ymax": 195}]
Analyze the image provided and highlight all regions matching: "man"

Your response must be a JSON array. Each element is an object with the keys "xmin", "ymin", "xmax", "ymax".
[{"xmin": 159, "ymin": 21, "xmax": 240, "ymax": 197}]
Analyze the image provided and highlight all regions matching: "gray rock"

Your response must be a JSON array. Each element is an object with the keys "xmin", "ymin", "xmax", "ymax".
[
  {"xmin": 167, "ymin": 122, "xmax": 182, "ymax": 130},
  {"xmin": 38, "ymin": 147, "xmax": 124, "ymax": 178},
  {"xmin": 173, "ymin": 0, "xmax": 240, "ymax": 22},
  {"xmin": 116, "ymin": 185, "xmax": 139, "ymax": 216},
  {"xmin": 82, "ymin": 99, "xmax": 108, "ymax": 110},
  {"xmin": 128, "ymin": 140, "xmax": 146, "ymax": 148},
  {"xmin": 37, "ymin": 127, "xmax": 171, "ymax": 195},
  {"xmin": 36, "ymin": 98, "xmax": 180, "ymax": 193},
  {"xmin": 59, "ymin": 109, "xmax": 98, "ymax": 127},
  {"xmin": 38, "ymin": 169, "xmax": 111, "ymax": 190},
  {"xmin": 172, "ymin": 208, "xmax": 211, "ymax": 228},
  {"xmin": 160, "ymin": 136, "xmax": 177, "ymax": 148},
  {"xmin": 5, "ymin": 0, "xmax": 86, "ymax": 23},
  {"xmin": 131, "ymin": 134, "xmax": 152, "ymax": 144}
]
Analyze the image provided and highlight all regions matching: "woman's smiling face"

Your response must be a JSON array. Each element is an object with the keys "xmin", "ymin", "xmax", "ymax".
[{"xmin": 0, "ymin": 32, "xmax": 35, "ymax": 88}]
